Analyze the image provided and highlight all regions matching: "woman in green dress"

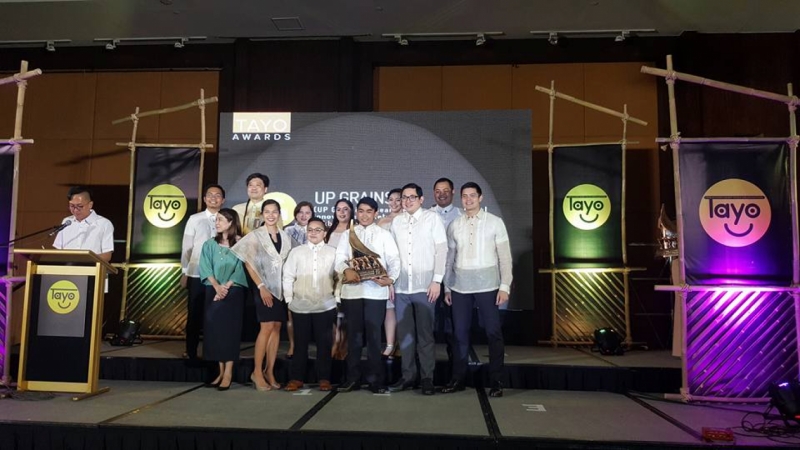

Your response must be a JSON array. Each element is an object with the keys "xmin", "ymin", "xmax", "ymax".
[{"xmin": 199, "ymin": 208, "xmax": 247, "ymax": 391}]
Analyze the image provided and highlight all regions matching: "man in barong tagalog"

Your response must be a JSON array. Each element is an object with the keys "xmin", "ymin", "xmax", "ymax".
[
  {"xmin": 233, "ymin": 173, "xmax": 270, "ymax": 235},
  {"xmin": 335, "ymin": 197, "xmax": 400, "ymax": 393}
]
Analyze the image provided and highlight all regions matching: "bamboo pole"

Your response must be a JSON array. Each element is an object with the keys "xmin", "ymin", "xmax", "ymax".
[
  {"xmin": 115, "ymin": 142, "xmax": 214, "ymax": 148},
  {"xmin": 539, "ymin": 267, "xmax": 646, "ymax": 274},
  {"xmin": 532, "ymin": 140, "xmax": 639, "ymax": 150},
  {"xmin": 621, "ymin": 105, "xmax": 629, "ymax": 266},
  {"xmin": 547, "ymin": 80, "xmax": 558, "ymax": 347},
  {"xmin": 0, "ymin": 68, "xmax": 41, "ymax": 87},
  {"xmin": 788, "ymin": 84, "xmax": 800, "ymax": 372},
  {"xmin": 641, "ymin": 66, "xmax": 800, "ymax": 107},
  {"xmin": 656, "ymin": 137, "xmax": 790, "ymax": 144},
  {"xmin": 0, "ymin": 139, "xmax": 34, "ymax": 145},
  {"xmin": 198, "ymin": 89, "xmax": 207, "ymax": 211},
  {"xmin": 111, "ymin": 96, "xmax": 219, "ymax": 125},
  {"xmin": 655, "ymin": 285, "xmax": 800, "ymax": 293},
  {"xmin": 534, "ymin": 85, "xmax": 648, "ymax": 127},
  {"xmin": 119, "ymin": 107, "xmax": 139, "ymax": 321}
]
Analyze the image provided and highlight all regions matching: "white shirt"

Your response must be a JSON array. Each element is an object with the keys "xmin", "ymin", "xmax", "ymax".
[
  {"xmin": 445, "ymin": 210, "xmax": 513, "ymax": 294},
  {"xmin": 283, "ymin": 242, "xmax": 338, "ymax": 314},
  {"xmin": 430, "ymin": 204, "xmax": 462, "ymax": 229},
  {"xmin": 335, "ymin": 224, "xmax": 401, "ymax": 300},
  {"xmin": 284, "ymin": 223, "xmax": 307, "ymax": 247},
  {"xmin": 391, "ymin": 208, "xmax": 448, "ymax": 294},
  {"xmin": 53, "ymin": 210, "xmax": 114, "ymax": 255},
  {"xmin": 180, "ymin": 210, "xmax": 217, "ymax": 277},
  {"xmin": 233, "ymin": 199, "xmax": 265, "ymax": 235}
]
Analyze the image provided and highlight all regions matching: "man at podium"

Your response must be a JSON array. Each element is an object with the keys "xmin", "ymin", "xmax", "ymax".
[{"xmin": 53, "ymin": 186, "xmax": 114, "ymax": 263}]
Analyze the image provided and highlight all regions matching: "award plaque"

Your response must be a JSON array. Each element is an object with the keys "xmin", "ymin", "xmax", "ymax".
[{"xmin": 345, "ymin": 225, "xmax": 387, "ymax": 281}]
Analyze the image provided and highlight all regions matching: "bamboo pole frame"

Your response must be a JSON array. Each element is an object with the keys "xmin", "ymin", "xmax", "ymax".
[
  {"xmin": 536, "ymin": 81, "xmax": 648, "ymax": 347},
  {"xmin": 114, "ymin": 90, "xmax": 212, "ymax": 323},
  {"xmin": 1, "ymin": 61, "xmax": 41, "ymax": 385},
  {"xmin": 643, "ymin": 54, "xmax": 800, "ymax": 402}
]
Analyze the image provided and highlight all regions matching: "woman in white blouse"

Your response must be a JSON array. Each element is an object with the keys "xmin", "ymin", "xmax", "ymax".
[{"xmin": 232, "ymin": 199, "xmax": 291, "ymax": 391}]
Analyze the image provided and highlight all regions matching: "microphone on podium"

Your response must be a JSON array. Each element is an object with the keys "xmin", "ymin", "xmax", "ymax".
[{"xmin": 49, "ymin": 220, "xmax": 72, "ymax": 237}]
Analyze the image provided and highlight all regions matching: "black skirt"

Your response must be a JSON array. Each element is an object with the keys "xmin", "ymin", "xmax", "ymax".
[
  {"xmin": 203, "ymin": 285, "xmax": 244, "ymax": 361},
  {"xmin": 254, "ymin": 290, "xmax": 288, "ymax": 323}
]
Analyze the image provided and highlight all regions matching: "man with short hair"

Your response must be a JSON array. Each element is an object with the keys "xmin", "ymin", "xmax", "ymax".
[
  {"xmin": 430, "ymin": 177, "xmax": 461, "ymax": 359},
  {"xmin": 442, "ymin": 182, "xmax": 512, "ymax": 398},
  {"xmin": 335, "ymin": 197, "xmax": 400, "ymax": 393},
  {"xmin": 283, "ymin": 217, "xmax": 338, "ymax": 392},
  {"xmin": 430, "ymin": 178, "xmax": 461, "ymax": 228},
  {"xmin": 53, "ymin": 186, "xmax": 114, "ymax": 263},
  {"xmin": 180, "ymin": 184, "xmax": 225, "ymax": 360},
  {"xmin": 389, "ymin": 183, "xmax": 447, "ymax": 395},
  {"xmin": 233, "ymin": 173, "xmax": 270, "ymax": 235}
]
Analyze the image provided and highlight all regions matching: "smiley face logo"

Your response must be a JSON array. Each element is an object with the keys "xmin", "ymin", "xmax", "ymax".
[
  {"xmin": 563, "ymin": 184, "xmax": 611, "ymax": 230},
  {"xmin": 47, "ymin": 280, "xmax": 80, "ymax": 315},
  {"xmin": 144, "ymin": 184, "xmax": 188, "ymax": 228},
  {"xmin": 699, "ymin": 179, "xmax": 771, "ymax": 247}
]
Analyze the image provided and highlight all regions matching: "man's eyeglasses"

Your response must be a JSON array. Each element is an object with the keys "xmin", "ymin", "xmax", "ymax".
[
  {"xmin": 68, "ymin": 203, "xmax": 86, "ymax": 211},
  {"xmin": 205, "ymin": 193, "xmax": 223, "ymax": 199},
  {"xmin": 401, "ymin": 195, "xmax": 419, "ymax": 202},
  {"xmin": 307, "ymin": 227, "xmax": 325, "ymax": 233}
]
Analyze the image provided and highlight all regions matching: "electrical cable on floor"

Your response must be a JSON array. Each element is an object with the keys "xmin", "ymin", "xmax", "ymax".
[
  {"xmin": 627, "ymin": 391, "xmax": 773, "ymax": 415},
  {"xmin": 731, "ymin": 406, "xmax": 800, "ymax": 445}
]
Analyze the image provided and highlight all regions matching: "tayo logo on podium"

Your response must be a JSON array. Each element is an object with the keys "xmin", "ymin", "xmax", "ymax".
[
  {"xmin": 47, "ymin": 280, "xmax": 80, "ymax": 315},
  {"xmin": 563, "ymin": 184, "xmax": 611, "ymax": 230},
  {"xmin": 699, "ymin": 178, "xmax": 771, "ymax": 247},
  {"xmin": 144, "ymin": 184, "xmax": 187, "ymax": 228}
]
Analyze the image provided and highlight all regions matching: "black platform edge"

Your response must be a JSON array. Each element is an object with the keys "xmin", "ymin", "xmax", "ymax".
[
  {"xmin": 0, "ymin": 421, "xmax": 714, "ymax": 450},
  {"xmin": 92, "ymin": 355, "xmax": 681, "ymax": 394}
]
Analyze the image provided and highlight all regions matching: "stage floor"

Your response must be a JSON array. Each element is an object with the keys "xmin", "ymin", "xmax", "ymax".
[{"xmin": 0, "ymin": 379, "xmax": 795, "ymax": 449}]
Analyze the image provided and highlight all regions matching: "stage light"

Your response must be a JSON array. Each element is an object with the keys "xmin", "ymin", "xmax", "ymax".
[
  {"xmin": 548, "ymin": 32, "xmax": 559, "ymax": 46},
  {"xmin": 110, "ymin": 319, "xmax": 142, "ymax": 346},
  {"xmin": 174, "ymin": 38, "xmax": 187, "ymax": 48},
  {"xmin": 45, "ymin": 41, "xmax": 55, "ymax": 52},
  {"xmin": 593, "ymin": 327, "xmax": 624, "ymax": 355},
  {"xmin": 615, "ymin": 31, "xmax": 630, "ymax": 42},
  {"xmin": 393, "ymin": 34, "xmax": 408, "ymax": 46},
  {"xmin": 769, "ymin": 380, "xmax": 800, "ymax": 424},
  {"xmin": 105, "ymin": 39, "xmax": 118, "ymax": 50},
  {"xmin": 476, "ymin": 33, "xmax": 486, "ymax": 46}
]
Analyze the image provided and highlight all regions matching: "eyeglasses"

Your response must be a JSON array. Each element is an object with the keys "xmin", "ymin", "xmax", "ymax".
[
  {"xmin": 401, "ymin": 195, "xmax": 419, "ymax": 202},
  {"xmin": 205, "ymin": 193, "xmax": 223, "ymax": 199},
  {"xmin": 68, "ymin": 203, "xmax": 86, "ymax": 210},
  {"xmin": 307, "ymin": 227, "xmax": 325, "ymax": 233}
]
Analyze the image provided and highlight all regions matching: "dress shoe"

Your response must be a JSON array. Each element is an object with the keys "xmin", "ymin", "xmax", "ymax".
[
  {"xmin": 319, "ymin": 380, "xmax": 332, "ymax": 392},
  {"xmin": 217, "ymin": 379, "xmax": 232, "ymax": 391},
  {"xmin": 250, "ymin": 374, "xmax": 271, "ymax": 392},
  {"xmin": 441, "ymin": 379, "xmax": 465, "ymax": 394},
  {"xmin": 421, "ymin": 378, "xmax": 435, "ymax": 396},
  {"xmin": 489, "ymin": 381, "xmax": 504, "ymax": 398},
  {"xmin": 204, "ymin": 377, "xmax": 221, "ymax": 388},
  {"xmin": 284, "ymin": 380, "xmax": 304, "ymax": 392},
  {"xmin": 367, "ymin": 384, "xmax": 388, "ymax": 394},
  {"xmin": 337, "ymin": 380, "xmax": 360, "ymax": 392},
  {"xmin": 387, "ymin": 378, "xmax": 415, "ymax": 393}
]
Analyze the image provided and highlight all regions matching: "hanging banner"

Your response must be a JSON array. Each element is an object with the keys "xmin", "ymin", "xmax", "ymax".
[
  {"xmin": 553, "ymin": 144, "xmax": 623, "ymax": 268},
  {"xmin": 679, "ymin": 142, "xmax": 791, "ymax": 286},
  {"xmin": 130, "ymin": 147, "xmax": 201, "ymax": 262}
]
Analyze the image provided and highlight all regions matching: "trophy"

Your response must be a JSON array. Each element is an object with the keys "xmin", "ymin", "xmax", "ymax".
[
  {"xmin": 343, "ymin": 223, "xmax": 387, "ymax": 283},
  {"xmin": 656, "ymin": 204, "xmax": 679, "ymax": 259}
]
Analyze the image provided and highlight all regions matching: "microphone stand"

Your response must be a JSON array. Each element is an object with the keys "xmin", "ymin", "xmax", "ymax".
[{"xmin": 0, "ymin": 224, "xmax": 64, "ymax": 249}]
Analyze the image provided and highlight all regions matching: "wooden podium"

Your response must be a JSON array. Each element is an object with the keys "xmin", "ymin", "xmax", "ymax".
[{"xmin": 14, "ymin": 249, "xmax": 117, "ymax": 400}]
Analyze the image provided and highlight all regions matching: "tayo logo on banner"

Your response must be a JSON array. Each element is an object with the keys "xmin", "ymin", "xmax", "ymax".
[
  {"xmin": 144, "ymin": 184, "xmax": 188, "ymax": 228},
  {"xmin": 699, "ymin": 178, "xmax": 771, "ymax": 247},
  {"xmin": 231, "ymin": 112, "xmax": 292, "ymax": 141},
  {"xmin": 563, "ymin": 184, "xmax": 611, "ymax": 230},
  {"xmin": 47, "ymin": 280, "xmax": 80, "ymax": 315}
]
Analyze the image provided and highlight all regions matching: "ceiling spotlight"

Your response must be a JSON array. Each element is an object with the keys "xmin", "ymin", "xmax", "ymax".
[
  {"xmin": 105, "ymin": 39, "xmax": 119, "ymax": 50},
  {"xmin": 547, "ymin": 32, "xmax": 559, "ymax": 46},
  {"xmin": 174, "ymin": 38, "xmax": 187, "ymax": 48},
  {"xmin": 45, "ymin": 41, "xmax": 55, "ymax": 52},
  {"xmin": 476, "ymin": 33, "xmax": 486, "ymax": 46},
  {"xmin": 394, "ymin": 34, "xmax": 408, "ymax": 46},
  {"xmin": 615, "ymin": 31, "xmax": 630, "ymax": 42}
]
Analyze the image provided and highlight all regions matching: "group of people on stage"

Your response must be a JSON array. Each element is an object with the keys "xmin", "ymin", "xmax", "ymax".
[{"xmin": 55, "ymin": 171, "xmax": 512, "ymax": 397}]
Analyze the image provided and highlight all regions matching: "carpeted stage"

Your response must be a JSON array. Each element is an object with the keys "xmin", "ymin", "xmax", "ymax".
[{"xmin": 1, "ymin": 342, "xmax": 796, "ymax": 449}]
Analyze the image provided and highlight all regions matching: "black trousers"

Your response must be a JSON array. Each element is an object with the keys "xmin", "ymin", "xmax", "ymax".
[
  {"xmin": 451, "ymin": 290, "xmax": 504, "ymax": 384},
  {"xmin": 342, "ymin": 298, "xmax": 387, "ymax": 386},
  {"xmin": 185, "ymin": 277, "xmax": 205, "ymax": 358},
  {"xmin": 290, "ymin": 308, "xmax": 337, "ymax": 383}
]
